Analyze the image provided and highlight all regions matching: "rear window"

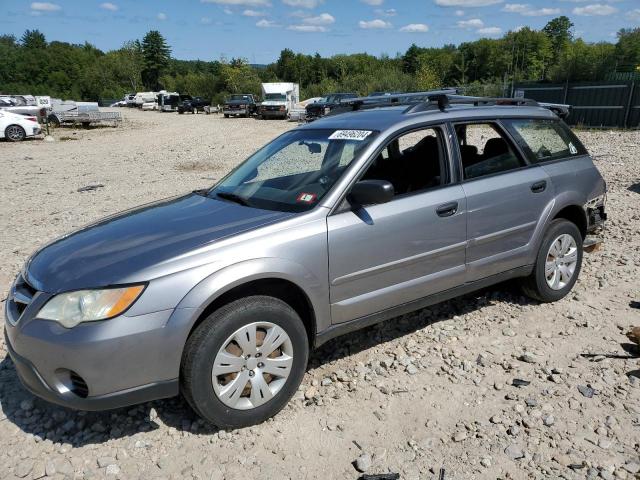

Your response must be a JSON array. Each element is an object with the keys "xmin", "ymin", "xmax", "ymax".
[{"xmin": 504, "ymin": 119, "xmax": 586, "ymax": 163}]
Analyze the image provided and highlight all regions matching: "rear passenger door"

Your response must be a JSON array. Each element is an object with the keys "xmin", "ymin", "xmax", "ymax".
[{"xmin": 453, "ymin": 121, "xmax": 554, "ymax": 282}]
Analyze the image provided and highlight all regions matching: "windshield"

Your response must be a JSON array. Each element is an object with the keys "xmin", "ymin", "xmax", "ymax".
[
  {"xmin": 229, "ymin": 95, "xmax": 251, "ymax": 101},
  {"xmin": 265, "ymin": 93, "xmax": 286, "ymax": 101},
  {"xmin": 209, "ymin": 128, "xmax": 378, "ymax": 213}
]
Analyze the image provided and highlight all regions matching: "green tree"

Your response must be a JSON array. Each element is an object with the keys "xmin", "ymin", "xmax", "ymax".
[
  {"xmin": 20, "ymin": 29, "xmax": 47, "ymax": 49},
  {"xmin": 141, "ymin": 30, "xmax": 171, "ymax": 90},
  {"xmin": 543, "ymin": 16, "xmax": 573, "ymax": 64}
]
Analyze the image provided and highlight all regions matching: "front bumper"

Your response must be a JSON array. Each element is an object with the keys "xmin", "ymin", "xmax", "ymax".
[
  {"xmin": 4, "ymin": 278, "xmax": 182, "ymax": 410},
  {"xmin": 223, "ymin": 107, "xmax": 247, "ymax": 116},
  {"xmin": 260, "ymin": 109, "xmax": 287, "ymax": 118},
  {"xmin": 5, "ymin": 330, "xmax": 177, "ymax": 411}
]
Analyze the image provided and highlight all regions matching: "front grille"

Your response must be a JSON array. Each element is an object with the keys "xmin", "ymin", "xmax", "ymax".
[
  {"xmin": 69, "ymin": 371, "xmax": 89, "ymax": 398},
  {"xmin": 8, "ymin": 274, "xmax": 37, "ymax": 325}
]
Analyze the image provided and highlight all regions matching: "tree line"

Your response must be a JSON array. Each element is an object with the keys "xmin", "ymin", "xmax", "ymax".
[{"xmin": 1, "ymin": 18, "xmax": 639, "ymax": 104}]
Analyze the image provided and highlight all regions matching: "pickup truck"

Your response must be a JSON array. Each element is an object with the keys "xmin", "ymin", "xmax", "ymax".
[
  {"xmin": 178, "ymin": 97, "xmax": 210, "ymax": 114},
  {"xmin": 305, "ymin": 92, "xmax": 358, "ymax": 121},
  {"xmin": 223, "ymin": 94, "xmax": 257, "ymax": 118}
]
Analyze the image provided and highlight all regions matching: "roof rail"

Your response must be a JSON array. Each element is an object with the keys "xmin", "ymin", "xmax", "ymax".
[{"xmin": 326, "ymin": 92, "xmax": 571, "ymax": 119}]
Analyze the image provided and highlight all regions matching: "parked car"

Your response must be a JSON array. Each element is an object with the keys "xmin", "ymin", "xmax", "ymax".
[
  {"xmin": 178, "ymin": 97, "xmax": 210, "ymax": 114},
  {"xmin": 5, "ymin": 95, "xmax": 606, "ymax": 428},
  {"xmin": 0, "ymin": 110, "xmax": 41, "ymax": 141},
  {"xmin": 0, "ymin": 97, "xmax": 41, "ymax": 119},
  {"xmin": 223, "ymin": 94, "xmax": 257, "ymax": 118},
  {"xmin": 305, "ymin": 92, "xmax": 358, "ymax": 120}
]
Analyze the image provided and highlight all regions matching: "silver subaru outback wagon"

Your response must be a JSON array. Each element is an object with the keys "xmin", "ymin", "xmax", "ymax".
[{"xmin": 4, "ymin": 95, "xmax": 607, "ymax": 428}]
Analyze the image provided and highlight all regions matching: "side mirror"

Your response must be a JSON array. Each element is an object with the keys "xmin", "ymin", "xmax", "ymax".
[{"xmin": 349, "ymin": 180, "xmax": 394, "ymax": 206}]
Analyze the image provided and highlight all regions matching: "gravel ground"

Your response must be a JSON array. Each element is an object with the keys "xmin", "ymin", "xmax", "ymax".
[{"xmin": 0, "ymin": 109, "xmax": 638, "ymax": 480}]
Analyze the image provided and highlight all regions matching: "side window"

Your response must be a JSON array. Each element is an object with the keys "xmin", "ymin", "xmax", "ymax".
[
  {"xmin": 455, "ymin": 123, "xmax": 525, "ymax": 180},
  {"xmin": 504, "ymin": 119, "xmax": 586, "ymax": 163},
  {"xmin": 361, "ymin": 127, "xmax": 446, "ymax": 196}
]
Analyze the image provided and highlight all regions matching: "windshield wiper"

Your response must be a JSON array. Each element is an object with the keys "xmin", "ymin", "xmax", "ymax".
[{"xmin": 215, "ymin": 191, "xmax": 250, "ymax": 206}]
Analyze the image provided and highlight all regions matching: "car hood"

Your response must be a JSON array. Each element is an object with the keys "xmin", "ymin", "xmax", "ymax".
[
  {"xmin": 261, "ymin": 100, "xmax": 286, "ymax": 106},
  {"xmin": 224, "ymin": 100, "xmax": 251, "ymax": 106},
  {"xmin": 25, "ymin": 193, "xmax": 293, "ymax": 293}
]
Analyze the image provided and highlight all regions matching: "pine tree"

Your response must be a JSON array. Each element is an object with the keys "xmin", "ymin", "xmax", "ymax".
[{"xmin": 141, "ymin": 31, "xmax": 171, "ymax": 90}]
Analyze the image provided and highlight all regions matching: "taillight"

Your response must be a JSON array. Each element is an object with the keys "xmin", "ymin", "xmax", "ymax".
[
  {"xmin": 26, "ymin": 116, "xmax": 38, "ymax": 123},
  {"xmin": 279, "ymin": 106, "xmax": 285, "ymax": 111}
]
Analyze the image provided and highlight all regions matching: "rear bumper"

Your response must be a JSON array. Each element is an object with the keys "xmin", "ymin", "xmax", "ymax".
[{"xmin": 5, "ymin": 330, "xmax": 177, "ymax": 411}]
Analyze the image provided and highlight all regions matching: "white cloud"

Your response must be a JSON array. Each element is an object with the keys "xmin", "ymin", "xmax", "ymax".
[
  {"xmin": 457, "ymin": 18, "xmax": 484, "ymax": 28},
  {"xmin": 455, "ymin": 9, "xmax": 465, "ymax": 15},
  {"xmin": 201, "ymin": 16, "xmax": 213, "ymax": 23},
  {"xmin": 287, "ymin": 24, "xmax": 327, "ymax": 31},
  {"xmin": 359, "ymin": 19, "xmax": 392, "ymax": 29},
  {"xmin": 302, "ymin": 12, "xmax": 335, "ymax": 25},
  {"xmin": 257, "ymin": 18, "xmax": 279, "ymax": 27},
  {"xmin": 375, "ymin": 8, "xmax": 397, "ymax": 16},
  {"xmin": 201, "ymin": 0, "xmax": 272, "ymax": 6},
  {"xmin": 100, "ymin": 2, "xmax": 118, "ymax": 11},
  {"xmin": 361, "ymin": 0, "xmax": 384, "ymax": 5},
  {"xmin": 243, "ymin": 9, "xmax": 266, "ymax": 16},
  {"xmin": 435, "ymin": 0, "xmax": 503, "ymax": 6},
  {"xmin": 281, "ymin": 0, "xmax": 322, "ymax": 8},
  {"xmin": 573, "ymin": 3, "xmax": 617, "ymax": 15},
  {"xmin": 157, "ymin": 12, "xmax": 167, "ymax": 20},
  {"xmin": 30, "ymin": 2, "xmax": 61, "ymax": 11},
  {"xmin": 478, "ymin": 26, "xmax": 502, "ymax": 34},
  {"xmin": 223, "ymin": 7, "xmax": 233, "ymax": 14},
  {"xmin": 399, "ymin": 23, "xmax": 429, "ymax": 32},
  {"xmin": 628, "ymin": 8, "xmax": 640, "ymax": 21},
  {"xmin": 502, "ymin": 3, "xmax": 561, "ymax": 15}
]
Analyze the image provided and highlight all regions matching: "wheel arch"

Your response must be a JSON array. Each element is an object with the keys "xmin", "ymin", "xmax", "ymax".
[
  {"xmin": 185, "ymin": 277, "xmax": 317, "ymax": 349},
  {"xmin": 552, "ymin": 204, "xmax": 587, "ymax": 239}
]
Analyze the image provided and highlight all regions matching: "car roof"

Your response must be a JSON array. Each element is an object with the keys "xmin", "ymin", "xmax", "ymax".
[{"xmin": 299, "ymin": 104, "xmax": 558, "ymax": 133}]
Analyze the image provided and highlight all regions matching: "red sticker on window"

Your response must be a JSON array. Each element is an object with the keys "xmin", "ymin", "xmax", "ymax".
[{"xmin": 296, "ymin": 193, "xmax": 317, "ymax": 203}]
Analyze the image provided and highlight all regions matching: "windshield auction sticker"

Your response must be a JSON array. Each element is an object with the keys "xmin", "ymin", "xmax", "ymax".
[{"xmin": 328, "ymin": 130, "xmax": 373, "ymax": 141}]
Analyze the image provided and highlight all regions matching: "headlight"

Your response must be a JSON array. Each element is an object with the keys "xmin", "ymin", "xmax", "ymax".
[{"xmin": 37, "ymin": 285, "xmax": 145, "ymax": 328}]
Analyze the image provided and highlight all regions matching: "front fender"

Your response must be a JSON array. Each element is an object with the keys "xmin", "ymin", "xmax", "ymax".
[{"xmin": 168, "ymin": 256, "xmax": 330, "ymax": 341}]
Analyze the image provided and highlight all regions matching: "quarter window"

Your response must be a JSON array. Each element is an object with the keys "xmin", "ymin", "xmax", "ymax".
[
  {"xmin": 455, "ymin": 123, "xmax": 526, "ymax": 180},
  {"xmin": 505, "ymin": 119, "xmax": 585, "ymax": 163}
]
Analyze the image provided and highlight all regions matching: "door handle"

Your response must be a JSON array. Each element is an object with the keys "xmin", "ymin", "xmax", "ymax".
[
  {"xmin": 531, "ymin": 180, "xmax": 547, "ymax": 193},
  {"xmin": 436, "ymin": 202, "xmax": 458, "ymax": 217}
]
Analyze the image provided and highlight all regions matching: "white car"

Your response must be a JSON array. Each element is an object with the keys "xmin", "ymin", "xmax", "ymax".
[{"xmin": 0, "ymin": 111, "xmax": 41, "ymax": 142}]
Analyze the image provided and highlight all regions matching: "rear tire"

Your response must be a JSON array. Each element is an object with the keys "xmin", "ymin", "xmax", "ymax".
[
  {"xmin": 181, "ymin": 296, "xmax": 309, "ymax": 428},
  {"xmin": 5, "ymin": 125, "xmax": 25, "ymax": 142},
  {"xmin": 521, "ymin": 219, "xmax": 583, "ymax": 302}
]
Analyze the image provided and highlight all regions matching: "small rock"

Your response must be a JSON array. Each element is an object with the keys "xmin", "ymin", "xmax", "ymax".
[
  {"xmin": 105, "ymin": 464, "xmax": 120, "ymax": 476},
  {"xmin": 14, "ymin": 460, "xmax": 33, "ymax": 478},
  {"xmin": 406, "ymin": 364, "xmax": 418, "ymax": 375},
  {"xmin": 578, "ymin": 384, "xmax": 595, "ymax": 398},
  {"xmin": 543, "ymin": 415, "xmax": 555, "ymax": 427},
  {"xmin": 354, "ymin": 453, "xmax": 372, "ymax": 472},
  {"xmin": 502, "ymin": 328, "xmax": 516, "ymax": 337},
  {"xmin": 508, "ymin": 425, "xmax": 521, "ymax": 436},
  {"xmin": 480, "ymin": 457, "xmax": 491, "ymax": 468},
  {"xmin": 623, "ymin": 462, "xmax": 640, "ymax": 474},
  {"xmin": 304, "ymin": 386, "xmax": 317, "ymax": 400},
  {"xmin": 598, "ymin": 438, "xmax": 612, "ymax": 449},
  {"xmin": 453, "ymin": 431, "xmax": 467, "ymax": 442},
  {"xmin": 520, "ymin": 352, "xmax": 538, "ymax": 364},
  {"xmin": 505, "ymin": 444, "xmax": 524, "ymax": 460}
]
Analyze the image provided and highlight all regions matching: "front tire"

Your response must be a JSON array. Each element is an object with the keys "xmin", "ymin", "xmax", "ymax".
[
  {"xmin": 5, "ymin": 125, "xmax": 26, "ymax": 142},
  {"xmin": 521, "ymin": 219, "xmax": 583, "ymax": 302},
  {"xmin": 181, "ymin": 296, "xmax": 309, "ymax": 428}
]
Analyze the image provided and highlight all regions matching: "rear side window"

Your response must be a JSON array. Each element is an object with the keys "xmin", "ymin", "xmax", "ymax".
[
  {"xmin": 504, "ymin": 119, "xmax": 586, "ymax": 163},
  {"xmin": 454, "ymin": 123, "xmax": 526, "ymax": 180}
]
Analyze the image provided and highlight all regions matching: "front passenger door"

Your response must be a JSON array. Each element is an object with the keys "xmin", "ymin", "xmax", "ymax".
[{"xmin": 327, "ymin": 126, "xmax": 467, "ymax": 324}]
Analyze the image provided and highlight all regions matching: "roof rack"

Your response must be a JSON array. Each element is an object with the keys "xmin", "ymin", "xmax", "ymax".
[{"xmin": 327, "ymin": 92, "xmax": 570, "ymax": 119}]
